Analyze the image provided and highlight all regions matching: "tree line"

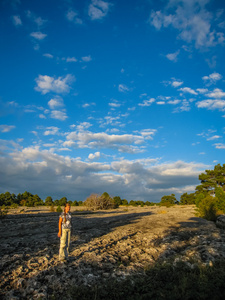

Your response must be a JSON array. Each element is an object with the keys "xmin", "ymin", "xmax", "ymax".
[{"xmin": 0, "ymin": 191, "xmax": 83, "ymax": 208}]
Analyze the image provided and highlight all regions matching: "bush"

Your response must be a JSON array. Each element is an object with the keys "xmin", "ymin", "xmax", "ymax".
[
  {"xmin": 196, "ymin": 195, "xmax": 219, "ymax": 221},
  {"xmin": 56, "ymin": 260, "xmax": 225, "ymax": 300},
  {"xmin": 84, "ymin": 193, "xmax": 116, "ymax": 210},
  {"xmin": 0, "ymin": 205, "xmax": 8, "ymax": 218},
  {"xmin": 57, "ymin": 206, "xmax": 62, "ymax": 213}
]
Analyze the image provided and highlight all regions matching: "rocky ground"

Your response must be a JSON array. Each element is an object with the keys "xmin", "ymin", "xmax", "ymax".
[{"xmin": 1, "ymin": 205, "xmax": 225, "ymax": 299}]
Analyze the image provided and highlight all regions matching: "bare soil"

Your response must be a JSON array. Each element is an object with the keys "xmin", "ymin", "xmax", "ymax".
[{"xmin": 1, "ymin": 205, "xmax": 225, "ymax": 299}]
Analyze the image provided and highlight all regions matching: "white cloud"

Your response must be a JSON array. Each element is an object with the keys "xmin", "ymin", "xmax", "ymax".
[
  {"xmin": 66, "ymin": 57, "xmax": 78, "ymax": 62},
  {"xmin": 66, "ymin": 9, "xmax": 83, "ymax": 24},
  {"xmin": 26, "ymin": 10, "xmax": 47, "ymax": 27},
  {"xmin": 81, "ymin": 55, "xmax": 92, "ymax": 62},
  {"xmin": 214, "ymin": 143, "xmax": 225, "ymax": 149},
  {"xmin": 64, "ymin": 129, "xmax": 156, "ymax": 153},
  {"xmin": 118, "ymin": 84, "xmax": 130, "ymax": 92},
  {"xmin": 149, "ymin": 1, "xmax": 225, "ymax": 49},
  {"xmin": 35, "ymin": 74, "xmax": 75, "ymax": 94},
  {"xmin": 206, "ymin": 88, "xmax": 225, "ymax": 98},
  {"xmin": 196, "ymin": 99, "xmax": 225, "ymax": 110},
  {"xmin": 43, "ymin": 53, "xmax": 54, "ymax": 59},
  {"xmin": 196, "ymin": 88, "xmax": 208, "ymax": 94},
  {"xmin": 0, "ymin": 125, "xmax": 16, "ymax": 133},
  {"xmin": 138, "ymin": 98, "xmax": 155, "ymax": 107},
  {"xmin": 109, "ymin": 102, "xmax": 121, "ymax": 108},
  {"xmin": 34, "ymin": 16, "xmax": 47, "ymax": 27},
  {"xmin": 30, "ymin": 32, "xmax": 47, "ymax": 40},
  {"xmin": 12, "ymin": 15, "xmax": 22, "ymax": 26},
  {"xmin": 179, "ymin": 87, "xmax": 198, "ymax": 95},
  {"xmin": 50, "ymin": 110, "xmax": 68, "ymax": 121},
  {"xmin": 173, "ymin": 100, "xmax": 191, "ymax": 113},
  {"xmin": 88, "ymin": 151, "xmax": 101, "ymax": 160},
  {"xmin": 168, "ymin": 99, "xmax": 181, "ymax": 105},
  {"xmin": 39, "ymin": 114, "xmax": 46, "ymax": 119},
  {"xmin": 88, "ymin": 0, "xmax": 112, "ymax": 20},
  {"xmin": 44, "ymin": 126, "xmax": 60, "ymax": 136},
  {"xmin": 202, "ymin": 72, "xmax": 222, "ymax": 84},
  {"xmin": 0, "ymin": 142, "xmax": 208, "ymax": 202},
  {"xmin": 82, "ymin": 102, "xmax": 96, "ymax": 108},
  {"xmin": 172, "ymin": 80, "xmax": 183, "ymax": 88},
  {"xmin": 207, "ymin": 135, "xmax": 221, "ymax": 141},
  {"xmin": 166, "ymin": 50, "xmax": 180, "ymax": 62},
  {"xmin": 48, "ymin": 97, "xmax": 64, "ymax": 109}
]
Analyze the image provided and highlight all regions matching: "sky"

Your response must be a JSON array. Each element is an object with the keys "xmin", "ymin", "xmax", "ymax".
[{"xmin": 0, "ymin": 0, "xmax": 225, "ymax": 203}]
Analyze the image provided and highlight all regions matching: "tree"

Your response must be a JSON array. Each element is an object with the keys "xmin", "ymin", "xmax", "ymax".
[
  {"xmin": 113, "ymin": 196, "xmax": 122, "ymax": 207},
  {"xmin": 59, "ymin": 197, "xmax": 67, "ymax": 206},
  {"xmin": 45, "ymin": 196, "xmax": 53, "ymax": 206},
  {"xmin": 160, "ymin": 194, "xmax": 177, "ymax": 207},
  {"xmin": 194, "ymin": 164, "xmax": 225, "ymax": 220},
  {"xmin": 196, "ymin": 164, "xmax": 225, "ymax": 196},
  {"xmin": 33, "ymin": 194, "xmax": 43, "ymax": 206},
  {"xmin": 122, "ymin": 199, "xmax": 128, "ymax": 206},
  {"xmin": 180, "ymin": 193, "xmax": 196, "ymax": 205},
  {"xmin": 54, "ymin": 199, "xmax": 60, "ymax": 206}
]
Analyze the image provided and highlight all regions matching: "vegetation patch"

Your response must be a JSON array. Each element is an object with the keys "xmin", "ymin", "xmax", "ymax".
[{"xmin": 51, "ymin": 260, "xmax": 225, "ymax": 300}]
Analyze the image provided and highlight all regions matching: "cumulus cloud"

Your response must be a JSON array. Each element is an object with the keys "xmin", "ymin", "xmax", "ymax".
[
  {"xmin": 50, "ymin": 110, "xmax": 68, "ymax": 121},
  {"xmin": 82, "ymin": 102, "xmax": 96, "ymax": 108},
  {"xmin": 149, "ymin": 0, "xmax": 225, "ymax": 49},
  {"xmin": 109, "ymin": 102, "xmax": 121, "ymax": 108},
  {"xmin": 138, "ymin": 98, "xmax": 155, "ymax": 107},
  {"xmin": 0, "ymin": 143, "xmax": 207, "ymax": 202},
  {"xmin": 202, "ymin": 72, "xmax": 222, "ymax": 84},
  {"xmin": 214, "ymin": 143, "xmax": 225, "ymax": 149},
  {"xmin": 172, "ymin": 80, "xmax": 183, "ymax": 87},
  {"xmin": 88, "ymin": 0, "xmax": 112, "ymax": 20},
  {"xmin": 26, "ymin": 10, "xmax": 47, "ymax": 27},
  {"xmin": 206, "ymin": 135, "xmax": 221, "ymax": 141},
  {"xmin": 196, "ymin": 88, "xmax": 208, "ymax": 94},
  {"xmin": 44, "ymin": 126, "xmax": 60, "ymax": 136},
  {"xmin": 12, "ymin": 15, "xmax": 22, "ymax": 26},
  {"xmin": 64, "ymin": 128, "xmax": 157, "ymax": 153},
  {"xmin": 166, "ymin": 50, "xmax": 180, "ymax": 62},
  {"xmin": 43, "ymin": 53, "xmax": 54, "ymax": 59},
  {"xmin": 30, "ymin": 32, "xmax": 47, "ymax": 40},
  {"xmin": 206, "ymin": 88, "xmax": 225, "ymax": 98},
  {"xmin": 179, "ymin": 87, "xmax": 198, "ymax": 95},
  {"xmin": 0, "ymin": 125, "xmax": 16, "ymax": 133},
  {"xmin": 81, "ymin": 55, "xmax": 92, "ymax": 62},
  {"xmin": 118, "ymin": 84, "xmax": 130, "ymax": 92},
  {"xmin": 39, "ymin": 114, "xmax": 46, "ymax": 119},
  {"xmin": 48, "ymin": 96, "xmax": 64, "ymax": 109},
  {"xmin": 66, "ymin": 57, "xmax": 78, "ymax": 62},
  {"xmin": 196, "ymin": 99, "xmax": 225, "ymax": 110},
  {"xmin": 88, "ymin": 151, "xmax": 101, "ymax": 160},
  {"xmin": 66, "ymin": 9, "xmax": 83, "ymax": 24},
  {"xmin": 35, "ymin": 74, "xmax": 75, "ymax": 94},
  {"xmin": 168, "ymin": 99, "xmax": 181, "ymax": 105}
]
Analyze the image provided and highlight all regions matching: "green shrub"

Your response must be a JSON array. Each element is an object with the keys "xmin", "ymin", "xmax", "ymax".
[
  {"xmin": 196, "ymin": 195, "xmax": 219, "ymax": 221},
  {"xmin": 57, "ymin": 205, "xmax": 62, "ymax": 213},
  {"xmin": 52, "ymin": 260, "xmax": 225, "ymax": 300},
  {"xmin": 0, "ymin": 205, "xmax": 8, "ymax": 218}
]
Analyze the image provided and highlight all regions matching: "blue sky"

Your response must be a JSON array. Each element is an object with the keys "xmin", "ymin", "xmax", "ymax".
[{"xmin": 0, "ymin": 0, "xmax": 225, "ymax": 202}]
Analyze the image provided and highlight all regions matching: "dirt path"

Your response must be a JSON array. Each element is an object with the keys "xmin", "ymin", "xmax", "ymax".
[{"xmin": 1, "ymin": 205, "xmax": 225, "ymax": 299}]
